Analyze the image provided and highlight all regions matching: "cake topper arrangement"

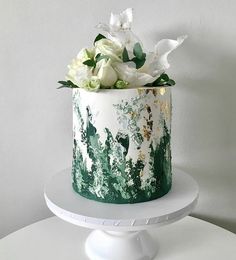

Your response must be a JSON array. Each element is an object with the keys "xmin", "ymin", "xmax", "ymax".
[{"xmin": 58, "ymin": 8, "xmax": 187, "ymax": 91}]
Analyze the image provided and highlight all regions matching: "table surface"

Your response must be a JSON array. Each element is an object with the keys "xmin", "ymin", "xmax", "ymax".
[
  {"xmin": 0, "ymin": 216, "xmax": 235, "ymax": 260},
  {"xmin": 44, "ymin": 168, "xmax": 199, "ymax": 231}
]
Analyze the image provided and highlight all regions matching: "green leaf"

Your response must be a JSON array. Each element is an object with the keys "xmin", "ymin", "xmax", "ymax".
[
  {"xmin": 58, "ymin": 80, "xmax": 70, "ymax": 85},
  {"xmin": 133, "ymin": 42, "xmax": 144, "ymax": 60},
  {"xmin": 132, "ymin": 43, "xmax": 146, "ymax": 68},
  {"xmin": 96, "ymin": 54, "xmax": 110, "ymax": 62},
  {"xmin": 83, "ymin": 59, "xmax": 96, "ymax": 67},
  {"xmin": 151, "ymin": 73, "xmax": 176, "ymax": 87},
  {"xmin": 57, "ymin": 80, "xmax": 79, "ymax": 89},
  {"xmin": 152, "ymin": 76, "xmax": 166, "ymax": 86},
  {"xmin": 122, "ymin": 47, "xmax": 129, "ymax": 62},
  {"xmin": 131, "ymin": 57, "xmax": 146, "ymax": 69},
  {"xmin": 166, "ymin": 79, "xmax": 176, "ymax": 86},
  {"xmin": 95, "ymin": 53, "xmax": 101, "ymax": 60},
  {"xmin": 94, "ymin": 34, "xmax": 106, "ymax": 44},
  {"xmin": 161, "ymin": 73, "xmax": 169, "ymax": 82},
  {"xmin": 57, "ymin": 85, "xmax": 70, "ymax": 89}
]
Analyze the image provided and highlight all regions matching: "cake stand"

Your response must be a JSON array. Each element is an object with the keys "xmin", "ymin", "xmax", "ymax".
[{"xmin": 44, "ymin": 168, "xmax": 199, "ymax": 260}]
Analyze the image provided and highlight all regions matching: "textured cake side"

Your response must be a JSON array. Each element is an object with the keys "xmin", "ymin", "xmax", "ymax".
[{"xmin": 72, "ymin": 87, "xmax": 172, "ymax": 203}]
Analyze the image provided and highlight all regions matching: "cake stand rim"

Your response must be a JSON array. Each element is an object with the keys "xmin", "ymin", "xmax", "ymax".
[{"xmin": 44, "ymin": 168, "xmax": 199, "ymax": 231}]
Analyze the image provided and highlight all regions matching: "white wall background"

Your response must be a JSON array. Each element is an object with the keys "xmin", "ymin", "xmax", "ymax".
[{"xmin": 0, "ymin": 0, "xmax": 236, "ymax": 238}]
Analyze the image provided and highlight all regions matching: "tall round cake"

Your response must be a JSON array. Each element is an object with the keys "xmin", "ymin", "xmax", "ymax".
[{"xmin": 72, "ymin": 87, "xmax": 172, "ymax": 203}]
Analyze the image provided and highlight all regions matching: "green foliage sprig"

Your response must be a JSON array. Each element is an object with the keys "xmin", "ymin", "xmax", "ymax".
[
  {"xmin": 82, "ymin": 53, "xmax": 110, "ymax": 69},
  {"xmin": 122, "ymin": 43, "xmax": 146, "ymax": 69},
  {"xmin": 121, "ymin": 43, "xmax": 175, "ymax": 87},
  {"xmin": 57, "ymin": 80, "xmax": 78, "ymax": 89},
  {"xmin": 146, "ymin": 73, "xmax": 176, "ymax": 87}
]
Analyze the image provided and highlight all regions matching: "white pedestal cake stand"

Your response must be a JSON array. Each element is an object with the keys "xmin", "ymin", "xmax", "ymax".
[{"xmin": 44, "ymin": 168, "xmax": 199, "ymax": 260}]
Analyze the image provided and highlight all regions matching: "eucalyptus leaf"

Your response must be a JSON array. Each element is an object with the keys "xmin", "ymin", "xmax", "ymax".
[
  {"xmin": 131, "ymin": 57, "xmax": 146, "ymax": 69},
  {"xmin": 133, "ymin": 42, "xmax": 143, "ymax": 59}
]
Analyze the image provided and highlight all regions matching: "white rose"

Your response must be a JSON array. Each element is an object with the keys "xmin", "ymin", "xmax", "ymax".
[
  {"xmin": 66, "ymin": 59, "xmax": 84, "ymax": 85},
  {"xmin": 97, "ymin": 60, "xmax": 118, "ymax": 87},
  {"xmin": 66, "ymin": 65, "xmax": 92, "ymax": 86},
  {"xmin": 66, "ymin": 48, "xmax": 95, "ymax": 86},
  {"xmin": 95, "ymin": 39, "xmax": 122, "ymax": 62}
]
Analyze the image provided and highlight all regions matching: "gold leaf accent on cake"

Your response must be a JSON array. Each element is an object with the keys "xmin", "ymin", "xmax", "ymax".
[
  {"xmin": 159, "ymin": 87, "xmax": 166, "ymax": 96},
  {"xmin": 152, "ymin": 89, "xmax": 158, "ymax": 97},
  {"xmin": 154, "ymin": 99, "xmax": 159, "ymax": 108},
  {"xmin": 137, "ymin": 88, "xmax": 144, "ymax": 95},
  {"xmin": 138, "ymin": 150, "xmax": 146, "ymax": 161},
  {"xmin": 143, "ymin": 125, "xmax": 151, "ymax": 141},
  {"xmin": 129, "ymin": 111, "xmax": 137, "ymax": 119},
  {"xmin": 160, "ymin": 101, "xmax": 171, "ymax": 120},
  {"xmin": 140, "ymin": 171, "xmax": 144, "ymax": 177}
]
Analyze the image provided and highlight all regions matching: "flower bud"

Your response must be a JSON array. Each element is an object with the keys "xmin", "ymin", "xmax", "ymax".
[
  {"xmin": 80, "ymin": 76, "xmax": 100, "ymax": 91},
  {"xmin": 97, "ymin": 61, "xmax": 118, "ymax": 87},
  {"xmin": 115, "ymin": 80, "xmax": 129, "ymax": 89}
]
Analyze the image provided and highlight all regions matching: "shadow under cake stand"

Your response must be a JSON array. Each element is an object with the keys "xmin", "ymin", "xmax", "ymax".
[{"xmin": 44, "ymin": 168, "xmax": 199, "ymax": 260}]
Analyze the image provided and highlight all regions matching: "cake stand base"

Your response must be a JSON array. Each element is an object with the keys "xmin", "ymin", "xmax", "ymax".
[
  {"xmin": 86, "ymin": 230, "xmax": 157, "ymax": 260},
  {"xmin": 44, "ymin": 168, "xmax": 199, "ymax": 260}
]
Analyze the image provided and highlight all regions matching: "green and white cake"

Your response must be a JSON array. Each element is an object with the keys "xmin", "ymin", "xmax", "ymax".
[
  {"xmin": 72, "ymin": 87, "xmax": 171, "ymax": 203},
  {"xmin": 58, "ymin": 8, "xmax": 186, "ymax": 204}
]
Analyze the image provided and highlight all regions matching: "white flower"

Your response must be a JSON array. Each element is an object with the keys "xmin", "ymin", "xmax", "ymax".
[
  {"xmin": 80, "ymin": 76, "xmax": 100, "ymax": 91},
  {"xmin": 97, "ymin": 8, "xmax": 141, "ymax": 53},
  {"xmin": 66, "ymin": 64, "xmax": 92, "ymax": 86},
  {"xmin": 97, "ymin": 60, "xmax": 118, "ymax": 87},
  {"xmin": 98, "ymin": 35, "xmax": 186, "ymax": 88},
  {"xmin": 113, "ymin": 62, "xmax": 157, "ymax": 88},
  {"xmin": 66, "ymin": 48, "xmax": 95, "ymax": 86},
  {"xmin": 95, "ymin": 39, "xmax": 122, "ymax": 62},
  {"xmin": 77, "ymin": 48, "xmax": 95, "ymax": 62},
  {"xmin": 65, "ymin": 9, "xmax": 187, "ymax": 90}
]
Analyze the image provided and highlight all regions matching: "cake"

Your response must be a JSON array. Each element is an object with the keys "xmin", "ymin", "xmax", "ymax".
[
  {"xmin": 58, "ymin": 8, "xmax": 186, "ymax": 204},
  {"xmin": 72, "ymin": 87, "xmax": 171, "ymax": 203}
]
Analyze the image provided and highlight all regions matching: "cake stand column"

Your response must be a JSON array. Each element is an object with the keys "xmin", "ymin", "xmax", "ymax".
[{"xmin": 85, "ymin": 229, "xmax": 157, "ymax": 260}]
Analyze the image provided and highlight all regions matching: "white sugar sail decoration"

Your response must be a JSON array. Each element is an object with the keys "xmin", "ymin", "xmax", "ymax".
[
  {"xmin": 153, "ymin": 35, "xmax": 187, "ymax": 71},
  {"xmin": 97, "ymin": 8, "xmax": 141, "ymax": 52}
]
